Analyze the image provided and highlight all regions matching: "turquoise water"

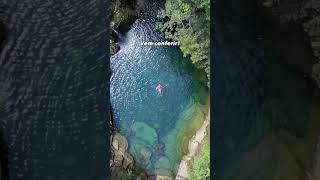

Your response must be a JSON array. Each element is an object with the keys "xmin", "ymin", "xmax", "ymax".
[{"xmin": 110, "ymin": 5, "xmax": 205, "ymax": 175}]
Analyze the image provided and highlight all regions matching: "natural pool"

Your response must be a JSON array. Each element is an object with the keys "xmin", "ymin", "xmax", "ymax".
[{"xmin": 110, "ymin": 4, "xmax": 209, "ymax": 176}]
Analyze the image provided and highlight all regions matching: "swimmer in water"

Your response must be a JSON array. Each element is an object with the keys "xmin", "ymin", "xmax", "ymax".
[{"xmin": 156, "ymin": 84, "xmax": 163, "ymax": 94}]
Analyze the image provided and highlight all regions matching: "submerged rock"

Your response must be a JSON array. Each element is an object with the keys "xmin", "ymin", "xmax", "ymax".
[
  {"xmin": 140, "ymin": 147, "xmax": 152, "ymax": 162},
  {"xmin": 156, "ymin": 175, "xmax": 174, "ymax": 180},
  {"xmin": 132, "ymin": 122, "xmax": 158, "ymax": 145},
  {"xmin": 154, "ymin": 156, "xmax": 172, "ymax": 176},
  {"xmin": 152, "ymin": 141, "xmax": 165, "ymax": 157}
]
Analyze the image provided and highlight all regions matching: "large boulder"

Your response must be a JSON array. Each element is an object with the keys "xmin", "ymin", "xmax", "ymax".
[
  {"xmin": 112, "ymin": 132, "xmax": 128, "ymax": 153},
  {"xmin": 123, "ymin": 153, "xmax": 134, "ymax": 170},
  {"xmin": 111, "ymin": 132, "xmax": 133, "ymax": 171},
  {"xmin": 111, "ymin": 131, "xmax": 152, "ymax": 179}
]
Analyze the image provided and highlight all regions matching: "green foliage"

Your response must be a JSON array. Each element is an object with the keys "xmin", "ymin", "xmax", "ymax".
[
  {"xmin": 111, "ymin": 0, "xmax": 138, "ymax": 30},
  {"xmin": 157, "ymin": 0, "xmax": 210, "ymax": 86},
  {"xmin": 189, "ymin": 143, "xmax": 210, "ymax": 180}
]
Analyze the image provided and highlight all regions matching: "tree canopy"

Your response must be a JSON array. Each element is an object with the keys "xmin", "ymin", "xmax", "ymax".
[
  {"xmin": 188, "ymin": 142, "xmax": 210, "ymax": 180},
  {"xmin": 157, "ymin": 0, "xmax": 210, "ymax": 86}
]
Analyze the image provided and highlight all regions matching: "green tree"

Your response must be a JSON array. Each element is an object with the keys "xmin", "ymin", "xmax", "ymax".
[
  {"xmin": 111, "ymin": 0, "xmax": 138, "ymax": 31},
  {"xmin": 157, "ymin": 0, "xmax": 210, "ymax": 86},
  {"xmin": 189, "ymin": 143, "xmax": 210, "ymax": 180}
]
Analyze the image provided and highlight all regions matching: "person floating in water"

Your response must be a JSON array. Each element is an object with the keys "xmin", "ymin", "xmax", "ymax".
[{"xmin": 156, "ymin": 83, "xmax": 163, "ymax": 94}]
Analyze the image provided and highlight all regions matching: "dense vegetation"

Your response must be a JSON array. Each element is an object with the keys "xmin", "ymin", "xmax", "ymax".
[
  {"xmin": 157, "ymin": 0, "xmax": 210, "ymax": 86},
  {"xmin": 188, "ymin": 142, "xmax": 210, "ymax": 180},
  {"xmin": 110, "ymin": 0, "xmax": 142, "ymax": 55},
  {"xmin": 110, "ymin": 0, "xmax": 142, "ymax": 31}
]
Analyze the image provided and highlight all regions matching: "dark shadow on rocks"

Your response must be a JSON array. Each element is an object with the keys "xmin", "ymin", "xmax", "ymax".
[{"xmin": 109, "ymin": 107, "xmax": 116, "ymax": 132}]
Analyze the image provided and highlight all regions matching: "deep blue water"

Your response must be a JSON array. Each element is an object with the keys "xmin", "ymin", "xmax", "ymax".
[{"xmin": 111, "ymin": 19, "xmax": 194, "ymax": 136}]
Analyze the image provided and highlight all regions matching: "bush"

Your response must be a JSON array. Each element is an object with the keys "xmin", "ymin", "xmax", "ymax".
[{"xmin": 188, "ymin": 143, "xmax": 210, "ymax": 180}]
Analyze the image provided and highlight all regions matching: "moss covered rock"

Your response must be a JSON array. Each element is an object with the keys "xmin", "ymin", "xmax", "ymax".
[{"xmin": 131, "ymin": 122, "xmax": 158, "ymax": 145}]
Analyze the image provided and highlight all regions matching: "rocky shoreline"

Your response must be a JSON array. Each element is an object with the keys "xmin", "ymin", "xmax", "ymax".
[
  {"xmin": 176, "ymin": 108, "xmax": 210, "ymax": 180},
  {"xmin": 110, "ymin": 0, "xmax": 144, "ymax": 56},
  {"xmin": 111, "ymin": 132, "xmax": 151, "ymax": 179},
  {"xmin": 110, "ymin": 131, "xmax": 177, "ymax": 180},
  {"xmin": 111, "ymin": 119, "xmax": 210, "ymax": 180},
  {"xmin": 110, "ymin": 132, "xmax": 134, "ymax": 179},
  {"xmin": 110, "ymin": 99, "xmax": 210, "ymax": 180},
  {"xmin": 110, "ymin": 38, "xmax": 120, "ymax": 56}
]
